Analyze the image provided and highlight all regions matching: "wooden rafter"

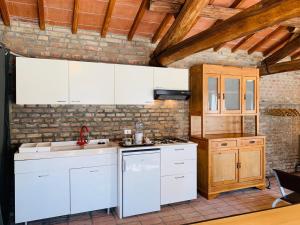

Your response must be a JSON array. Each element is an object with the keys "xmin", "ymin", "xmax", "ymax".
[
  {"xmin": 248, "ymin": 26, "xmax": 286, "ymax": 55},
  {"xmin": 37, "ymin": 0, "xmax": 45, "ymax": 30},
  {"xmin": 291, "ymin": 50, "xmax": 300, "ymax": 60},
  {"xmin": 152, "ymin": 14, "xmax": 173, "ymax": 44},
  {"xmin": 128, "ymin": 0, "xmax": 148, "ymax": 41},
  {"xmin": 72, "ymin": 0, "xmax": 79, "ymax": 34},
  {"xmin": 151, "ymin": 0, "xmax": 300, "ymax": 66},
  {"xmin": 262, "ymin": 34, "xmax": 300, "ymax": 66},
  {"xmin": 260, "ymin": 59, "xmax": 300, "ymax": 76},
  {"xmin": 153, "ymin": 0, "xmax": 210, "ymax": 56},
  {"xmin": 213, "ymin": 0, "xmax": 246, "ymax": 51},
  {"xmin": 231, "ymin": 34, "xmax": 255, "ymax": 53},
  {"xmin": 0, "ymin": 0, "xmax": 10, "ymax": 26},
  {"xmin": 149, "ymin": 0, "xmax": 185, "ymax": 14},
  {"xmin": 101, "ymin": 0, "xmax": 116, "ymax": 38},
  {"xmin": 263, "ymin": 29, "xmax": 295, "ymax": 57}
]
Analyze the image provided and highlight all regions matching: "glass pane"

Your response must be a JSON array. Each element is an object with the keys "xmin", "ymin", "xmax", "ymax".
[
  {"xmin": 208, "ymin": 77, "xmax": 218, "ymax": 111},
  {"xmin": 224, "ymin": 78, "xmax": 240, "ymax": 110},
  {"xmin": 246, "ymin": 80, "xmax": 255, "ymax": 111}
]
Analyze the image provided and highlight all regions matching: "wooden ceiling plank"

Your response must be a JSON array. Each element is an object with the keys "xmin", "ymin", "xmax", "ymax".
[
  {"xmin": 128, "ymin": 0, "xmax": 148, "ymax": 41},
  {"xmin": 248, "ymin": 26, "xmax": 286, "ymax": 55},
  {"xmin": 37, "ymin": 0, "xmax": 46, "ymax": 30},
  {"xmin": 0, "ymin": 0, "xmax": 10, "ymax": 26},
  {"xmin": 101, "ymin": 0, "xmax": 116, "ymax": 38},
  {"xmin": 152, "ymin": 13, "xmax": 173, "ymax": 44},
  {"xmin": 213, "ymin": 0, "xmax": 247, "ymax": 51},
  {"xmin": 151, "ymin": 0, "xmax": 300, "ymax": 66},
  {"xmin": 231, "ymin": 34, "xmax": 255, "ymax": 53},
  {"xmin": 262, "ymin": 33, "xmax": 300, "ymax": 65},
  {"xmin": 153, "ymin": 0, "xmax": 210, "ymax": 56},
  {"xmin": 263, "ymin": 29, "xmax": 296, "ymax": 57},
  {"xmin": 260, "ymin": 59, "xmax": 300, "ymax": 76},
  {"xmin": 72, "ymin": 0, "xmax": 79, "ymax": 34}
]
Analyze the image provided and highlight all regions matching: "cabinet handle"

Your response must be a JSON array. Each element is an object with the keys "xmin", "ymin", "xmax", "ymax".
[
  {"xmin": 174, "ymin": 162, "xmax": 185, "ymax": 165},
  {"xmin": 56, "ymin": 100, "xmax": 66, "ymax": 103},
  {"xmin": 244, "ymin": 94, "xmax": 247, "ymax": 100},
  {"xmin": 175, "ymin": 148, "xmax": 184, "ymax": 151},
  {"xmin": 217, "ymin": 93, "xmax": 221, "ymax": 99},
  {"xmin": 38, "ymin": 174, "xmax": 49, "ymax": 178},
  {"xmin": 89, "ymin": 170, "xmax": 99, "ymax": 173},
  {"xmin": 71, "ymin": 100, "xmax": 80, "ymax": 103},
  {"xmin": 221, "ymin": 143, "xmax": 228, "ymax": 147},
  {"xmin": 175, "ymin": 176, "xmax": 185, "ymax": 179},
  {"xmin": 222, "ymin": 93, "xmax": 225, "ymax": 100},
  {"xmin": 123, "ymin": 159, "xmax": 126, "ymax": 172},
  {"xmin": 237, "ymin": 162, "xmax": 242, "ymax": 169},
  {"xmin": 249, "ymin": 140, "xmax": 256, "ymax": 144}
]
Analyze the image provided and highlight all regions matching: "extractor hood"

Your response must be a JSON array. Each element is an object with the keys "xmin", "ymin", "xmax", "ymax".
[{"xmin": 154, "ymin": 89, "xmax": 191, "ymax": 100}]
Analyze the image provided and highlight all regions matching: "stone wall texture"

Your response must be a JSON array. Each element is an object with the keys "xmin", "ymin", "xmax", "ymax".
[{"xmin": 1, "ymin": 20, "xmax": 300, "ymax": 175}]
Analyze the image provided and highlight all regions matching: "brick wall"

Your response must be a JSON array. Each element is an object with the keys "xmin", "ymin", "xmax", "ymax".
[{"xmin": 1, "ymin": 20, "xmax": 300, "ymax": 174}]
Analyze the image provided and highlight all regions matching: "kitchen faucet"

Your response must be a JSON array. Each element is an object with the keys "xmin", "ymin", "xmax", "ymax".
[{"xmin": 77, "ymin": 125, "xmax": 90, "ymax": 147}]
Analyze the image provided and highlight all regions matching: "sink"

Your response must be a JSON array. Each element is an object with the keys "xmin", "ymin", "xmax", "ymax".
[{"xmin": 50, "ymin": 139, "xmax": 115, "ymax": 152}]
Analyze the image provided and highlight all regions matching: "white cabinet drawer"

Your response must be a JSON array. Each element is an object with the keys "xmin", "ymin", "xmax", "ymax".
[
  {"xmin": 161, "ymin": 173, "xmax": 197, "ymax": 205},
  {"xmin": 161, "ymin": 145, "xmax": 196, "ymax": 161},
  {"xmin": 70, "ymin": 165, "xmax": 117, "ymax": 214},
  {"xmin": 15, "ymin": 153, "xmax": 117, "ymax": 174},
  {"xmin": 161, "ymin": 159, "xmax": 196, "ymax": 176},
  {"xmin": 15, "ymin": 170, "xmax": 70, "ymax": 223}
]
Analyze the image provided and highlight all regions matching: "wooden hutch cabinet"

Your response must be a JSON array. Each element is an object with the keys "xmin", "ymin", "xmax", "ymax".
[{"xmin": 190, "ymin": 64, "xmax": 265, "ymax": 200}]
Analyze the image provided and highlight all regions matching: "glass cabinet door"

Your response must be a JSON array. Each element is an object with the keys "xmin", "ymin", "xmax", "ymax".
[
  {"xmin": 221, "ymin": 75, "xmax": 242, "ymax": 114},
  {"xmin": 206, "ymin": 75, "xmax": 220, "ymax": 114},
  {"xmin": 243, "ymin": 77, "xmax": 257, "ymax": 113}
]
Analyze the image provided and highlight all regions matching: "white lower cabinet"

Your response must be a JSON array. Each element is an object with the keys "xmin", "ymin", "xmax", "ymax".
[
  {"xmin": 15, "ymin": 171, "xmax": 70, "ymax": 223},
  {"xmin": 70, "ymin": 165, "xmax": 117, "ymax": 214},
  {"xmin": 160, "ymin": 144, "xmax": 197, "ymax": 205}
]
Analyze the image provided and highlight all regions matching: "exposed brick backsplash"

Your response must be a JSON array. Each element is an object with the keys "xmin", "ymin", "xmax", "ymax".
[{"xmin": 1, "ymin": 20, "xmax": 300, "ymax": 175}]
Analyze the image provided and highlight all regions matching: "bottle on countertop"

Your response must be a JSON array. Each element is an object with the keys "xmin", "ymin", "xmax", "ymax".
[{"xmin": 134, "ymin": 121, "xmax": 144, "ymax": 145}]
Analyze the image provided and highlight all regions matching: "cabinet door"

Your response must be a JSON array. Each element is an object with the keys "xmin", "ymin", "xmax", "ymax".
[
  {"xmin": 242, "ymin": 76, "xmax": 257, "ymax": 114},
  {"xmin": 210, "ymin": 149, "xmax": 239, "ymax": 186},
  {"xmin": 221, "ymin": 75, "xmax": 242, "ymax": 114},
  {"xmin": 153, "ymin": 67, "xmax": 189, "ymax": 90},
  {"xmin": 161, "ymin": 173, "xmax": 197, "ymax": 205},
  {"xmin": 204, "ymin": 74, "xmax": 221, "ymax": 114},
  {"xmin": 70, "ymin": 165, "xmax": 117, "ymax": 214},
  {"xmin": 16, "ymin": 57, "xmax": 69, "ymax": 104},
  {"xmin": 115, "ymin": 65, "xmax": 154, "ymax": 104},
  {"xmin": 15, "ymin": 171, "xmax": 70, "ymax": 223},
  {"xmin": 69, "ymin": 61, "xmax": 115, "ymax": 104},
  {"xmin": 239, "ymin": 147, "xmax": 263, "ymax": 182}
]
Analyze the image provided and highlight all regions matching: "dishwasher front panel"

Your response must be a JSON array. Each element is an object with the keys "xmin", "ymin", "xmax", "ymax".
[{"xmin": 122, "ymin": 151, "xmax": 161, "ymax": 217}]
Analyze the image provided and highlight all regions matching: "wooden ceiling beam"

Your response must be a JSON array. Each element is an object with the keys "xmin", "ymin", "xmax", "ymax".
[
  {"xmin": 152, "ymin": 14, "xmax": 174, "ymax": 44},
  {"xmin": 262, "ymin": 33, "xmax": 300, "ymax": 65},
  {"xmin": 263, "ymin": 29, "xmax": 295, "ymax": 57},
  {"xmin": 153, "ymin": 0, "xmax": 210, "ymax": 56},
  {"xmin": 101, "ymin": 0, "xmax": 116, "ymax": 38},
  {"xmin": 72, "ymin": 0, "xmax": 79, "ymax": 34},
  {"xmin": 151, "ymin": 0, "xmax": 300, "ymax": 66},
  {"xmin": 37, "ymin": 0, "xmax": 45, "ymax": 30},
  {"xmin": 128, "ymin": 0, "xmax": 148, "ymax": 41},
  {"xmin": 248, "ymin": 26, "xmax": 287, "ymax": 55},
  {"xmin": 260, "ymin": 59, "xmax": 300, "ymax": 76},
  {"xmin": 149, "ymin": 0, "xmax": 184, "ymax": 14},
  {"xmin": 0, "ymin": 0, "xmax": 10, "ymax": 26},
  {"xmin": 291, "ymin": 50, "xmax": 300, "ymax": 60},
  {"xmin": 213, "ymin": 0, "xmax": 247, "ymax": 51},
  {"xmin": 231, "ymin": 34, "xmax": 255, "ymax": 53}
]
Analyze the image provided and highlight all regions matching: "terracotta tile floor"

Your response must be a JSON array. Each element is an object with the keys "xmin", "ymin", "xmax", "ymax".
[{"xmin": 15, "ymin": 178, "xmax": 289, "ymax": 225}]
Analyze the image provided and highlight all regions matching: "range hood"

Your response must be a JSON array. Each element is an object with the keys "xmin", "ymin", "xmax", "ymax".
[{"xmin": 154, "ymin": 89, "xmax": 191, "ymax": 100}]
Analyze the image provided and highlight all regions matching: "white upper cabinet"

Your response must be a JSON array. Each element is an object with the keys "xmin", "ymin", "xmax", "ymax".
[
  {"xmin": 154, "ymin": 67, "xmax": 189, "ymax": 91},
  {"xmin": 16, "ymin": 57, "xmax": 69, "ymax": 105},
  {"xmin": 69, "ymin": 61, "xmax": 115, "ymax": 104},
  {"xmin": 115, "ymin": 64, "xmax": 154, "ymax": 105}
]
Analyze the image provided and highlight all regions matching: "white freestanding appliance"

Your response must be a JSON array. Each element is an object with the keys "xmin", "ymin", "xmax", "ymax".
[{"xmin": 122, "ymin": 148, "xmax": 161, "ymax": 217}]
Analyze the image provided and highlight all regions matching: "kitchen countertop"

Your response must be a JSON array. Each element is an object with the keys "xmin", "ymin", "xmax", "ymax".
[{"xmin": 14, "ymin": 141, "xmax": 198, "ymax": 161}]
